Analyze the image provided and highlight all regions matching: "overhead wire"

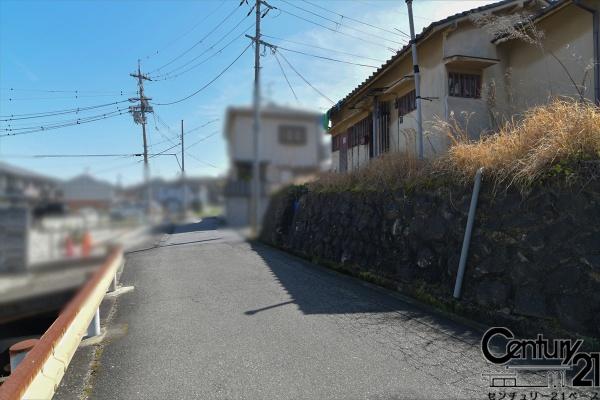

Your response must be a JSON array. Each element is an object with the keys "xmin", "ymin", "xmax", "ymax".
[
  {"xmin": 1, "ymin": 93, "xmax": 135, "ymax": 101},
  {"xmin": 151, "ymin": 23, "xmax": 255, "ymax": 81},
  {"xmin": 276, "ymin": 50, "xmax": 335, "ymax": 105},
  {"xmin": 272, "ymin": 51, "xmax": 299, "ymax": 103},
  {"xmin": 142, "ymin": 0, "xmax": 228, "ymax": 61},
  {"xmin": 0, "ymin": 99, "xmax": 131, "ymax": 120},
  {"xmin": 1, "ymin": 106, "xmax": 130, "ymax": 131},
  {"xmin": 278, "ymin": 0, "xmax": 407, "ymax": 46},
  {"xmin": 300, "ymin": 0, "xmax": 418, "ymax": 36},
  {"xmin": 1, "ymin": 153, "xmax": 142, "ymax": 158},
  {"xmin": 186, "ymin": 151, "xmax": 220, "ymax": 169},
  {"xmin": 261, "ymin": 34, "xmax": 387, "ymax": 63},
  {"xmin": 149, "ymin": 2, "xmax": 243, "ymax": 74},
  {"xmin": 2, "ymin": 105, "xmax": 131, "ymax": 129},
  {"xmin": 274, "ymin": 44, "xmax": 378, "ymax": 68},
  {"xmin": 185, "ymin": 129, "xmax": 220, "ymax": 151},
  {"xmin": 0, "ymin": 109, "xmax": 129, "ymax": 137},
  {"xmin": 152, "ymin": 42, "xmax": 253, "ymax": 106},
  {"xmin": 274, "ymin": 6, "xmax": 400, "ymax": 53},
  {"xmin": 150, "ymin": 13, "xmax": 253, "ymax": 79},
  {"xmin": 0, "ymin": 87, "xmax": 134, "ymax": 95}
]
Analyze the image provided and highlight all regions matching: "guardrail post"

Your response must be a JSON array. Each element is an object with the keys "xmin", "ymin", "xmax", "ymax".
[
  {"xmin": 85, "ymin": 308, "xmax": 101, "ymax": 338},
  {"xmin": 9, "ymin": 339, "xmax": 39, "ymax": 373},
  {"xmin": 109, "ymin": 272, "xmax": 118, "ymax": 292}
]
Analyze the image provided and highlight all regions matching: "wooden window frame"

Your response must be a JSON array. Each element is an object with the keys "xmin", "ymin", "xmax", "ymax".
[{"xmin": 448, "ymin": 72, "xmax": 481, "ymax": 99}]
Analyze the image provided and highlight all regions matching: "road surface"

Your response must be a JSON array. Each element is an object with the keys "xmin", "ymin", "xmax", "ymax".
[{"xmin": 57, "ymin": 218, "xmax": 502, "ymax": 400}]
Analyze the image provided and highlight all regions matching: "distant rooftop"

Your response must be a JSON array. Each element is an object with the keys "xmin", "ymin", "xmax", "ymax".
[{"xmin": 0, "ymin": 161, "xmax": 59, "ymax": 183}]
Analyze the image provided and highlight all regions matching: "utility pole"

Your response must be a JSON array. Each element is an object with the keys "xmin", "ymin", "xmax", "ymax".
[
  {"xmin": 130, "ymin": 60, "xmax": 153, "ymax": 215},
  {"xmin": 181, "ymin": 119, "xmax": 187, "ymax": 218},
  {"xmin": 405, "ymin": 0, "xmax": 424, "ymax": 160},
  {"xmin": 251, "ymin": 0, "xmax": 262, "ymax": 235}
]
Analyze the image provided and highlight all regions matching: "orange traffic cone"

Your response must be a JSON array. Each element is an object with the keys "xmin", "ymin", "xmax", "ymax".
[
  {"xmin": 82, "ymin": 231, "xmax": 93, "ymax": 257},
  {"xmin": 65, "ymin": 236, "xmax": 75, "ymax": 258}
]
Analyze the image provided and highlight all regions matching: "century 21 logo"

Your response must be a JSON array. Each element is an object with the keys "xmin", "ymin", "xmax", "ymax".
[{"xmin": 481, "ymin": 327, "xmax": 600, "ymax": 387}]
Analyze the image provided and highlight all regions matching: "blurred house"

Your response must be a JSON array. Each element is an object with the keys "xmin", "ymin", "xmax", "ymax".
[
  {"xmin": 122, "ymin": 177, "xmax": 223, "ymax": 214},
  {"xmin": 223, "ymin": 104, "xmax": 326, "ymax": 226},
  {"xmin": 327, "ymin": 0, "xmax": 599, "ymax": 171},
  {"xmin": 0, "ymin": 161, "xmax": 61, "ymax": 208},
  {"xmin": 61, "ymin": 174, "xmax": 115, "ymax": 212}
]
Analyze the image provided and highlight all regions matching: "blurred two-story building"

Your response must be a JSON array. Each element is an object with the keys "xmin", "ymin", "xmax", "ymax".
[{"xmin": 223, "ymin": 104, "xmax": 327, "ymax": 226}]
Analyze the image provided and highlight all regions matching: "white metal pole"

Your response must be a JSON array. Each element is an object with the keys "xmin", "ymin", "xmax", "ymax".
[
  {"xmin": 406, "ymin": 0, "xmax": 424, "ymax": 160},
  {"xmin": 251, "ymin": 0, "xmax": 262, "ymax": 233}
]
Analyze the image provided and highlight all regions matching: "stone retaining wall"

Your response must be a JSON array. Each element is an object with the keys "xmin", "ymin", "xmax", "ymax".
[{"xmin": 260, "ymin": 180, "xmax": 600, "ymax": 338}]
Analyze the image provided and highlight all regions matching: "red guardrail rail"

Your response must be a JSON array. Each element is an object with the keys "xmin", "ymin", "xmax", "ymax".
[{"xmin": 0, "ymin": 246, "xmax": 123, "ymax": 400}]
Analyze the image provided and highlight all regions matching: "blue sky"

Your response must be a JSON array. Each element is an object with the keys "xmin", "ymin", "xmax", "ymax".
[{"xmin": 0, "ymin": 0, "xmax": 494, "ymax": 185}]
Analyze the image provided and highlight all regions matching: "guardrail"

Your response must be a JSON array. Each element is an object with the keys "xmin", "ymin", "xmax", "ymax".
[{"xmin": 0, "ymin": 247, "xmax": 124, "ymax": 400}]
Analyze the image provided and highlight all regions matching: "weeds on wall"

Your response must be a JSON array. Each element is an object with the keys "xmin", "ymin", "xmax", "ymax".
[{"xmin": 313, "ymin": 100, "xmax": 600, "ymax": 193}]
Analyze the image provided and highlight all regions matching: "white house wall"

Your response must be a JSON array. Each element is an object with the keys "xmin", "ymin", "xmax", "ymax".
[{"xmin": 229, "ymin": 114, "xmax": 321, "ymax": 168}]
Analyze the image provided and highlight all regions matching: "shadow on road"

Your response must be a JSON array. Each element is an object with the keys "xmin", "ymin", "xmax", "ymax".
[
  {"xmin": 248, "ymin": 241, "xmax": 484, "ymax": 345},
  {"xmin": 175, "ymin": 217, "xmax": 221, "ymax": 234}
]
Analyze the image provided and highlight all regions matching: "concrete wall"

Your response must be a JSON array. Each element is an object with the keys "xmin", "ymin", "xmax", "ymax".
[
  {"xmin": 225, "ymin": 195, "xmax": 270, "ymax": 227},
  {"xmin": 0, "ymin": 207, "xmax": 30, "ymax": 273},
  {"xmin": 496, "ymin": 4, "xmax": 596, "ymax": 113}
]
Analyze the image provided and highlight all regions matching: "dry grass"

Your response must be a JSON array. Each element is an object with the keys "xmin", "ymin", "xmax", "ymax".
[
  {"xmin": 309, "ymin": 151, "xmax": 430, "ymax": 192},
  {"xmin": 312, "ymin": 100, "xmax": 600, "ymax": 192},
  {"xmin": 440, "ymin": 99, "xmax": 600, "ymax": 187}
]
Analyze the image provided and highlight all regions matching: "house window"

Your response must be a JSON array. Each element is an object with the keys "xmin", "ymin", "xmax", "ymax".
[
  {"xmin": 278, "ymin": 125, "xmax": 307, "ymax": 145},
  {"xmin": 395, "ymin": 90, "xmax": 416, "ymax": 117},
  {"xmin": 448, "ymin": 72, "xmax": 481, "ymax": 98}
]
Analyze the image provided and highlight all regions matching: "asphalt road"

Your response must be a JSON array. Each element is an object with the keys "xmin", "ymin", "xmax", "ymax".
[{"xmin": 59, "ymin": 218, "xmax": 503, "ymax": 400}]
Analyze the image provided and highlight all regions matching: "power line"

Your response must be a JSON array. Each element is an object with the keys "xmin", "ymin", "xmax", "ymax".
[
  {"xmin": 1, "ymin": 93, "xmax": 135, "ymax": 101},
  {"xmin": 1, "ymin": 106, "xmax": 130, "ymax": 129},
  {"xmin": 300, "ymin": 0, "xmax": 418, "ymax": 36},
  {"xmin": 0, "ymin": 99, "xmax": 131, "ymax": 120},
  {"xmin": 275, "ymin": 6, "xmax": 400, "ymax": 53},
  {"xmin": 150, "ymin": 14, "xmax": 253, "ymax": 79},
  {"xmin": 274, "ymin": 43, "xmax": 378, "ymax": 68},
  {"xmin": 152, "ymin": 42, "xmax": 253, "ymax": 106},
  {"xmin": 186, "ymin": 151, "xmax": 220, "ymax": 169},
  {"xmin": 148, "ymin": 142, "xmax": 180, "ymax": 160},
  {"xmin": 1, "ymin": 153, "xmax": 141, "ymax": 158},
  {"xmin": 150, "ymin": 2, "xmax": 243, "ymax": 74},
  {"xmin": 0, "ymin": 110, "xmax": 129, "ymax": 137},
  {"xmin": 186, "ymin": 119, "xmax": 220, "ymax": 134},
  {"xmin": 278, "ymin": 0, "xmax": 407, "ymax": 46},
  {"xmin": 262, "ymin": 34, "xmax": 387, "ymax": 63},
  {"xmin": 151, "ymin": 24, "xmax": 255, "ymax": 81},
  {"xmin": 185, "ymin": 129, "xmax": 220, "ymax": 151},
  {"xmin": 277, "ymin": 50, "xmax": 335, "ymax": 104},
  {"xmin": 0, "ymin": 87, "xmax": 135, "ymax": 95},
  {"xmin": 273, "ymin": 51, "xmax": 299, "ymax": 103},
  {"xmin": 142, "ymin": 0, "xmax": 228, "ymax": 60}
]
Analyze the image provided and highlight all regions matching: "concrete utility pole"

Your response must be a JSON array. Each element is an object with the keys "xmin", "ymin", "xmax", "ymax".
[
  {"xmin": 181, "ymin": 119, "xmax": 187, "ymax": 217},
  {"xmin": 405, "ymin": 0, "xmax": 424, "ymax": 160},
  {"xmin": 251, "ymin": 0, "xmax": 262, "ymax": 235},
  {"xmin": 130, "ymin": 60, "xmax": 153, "ymax": 215}
]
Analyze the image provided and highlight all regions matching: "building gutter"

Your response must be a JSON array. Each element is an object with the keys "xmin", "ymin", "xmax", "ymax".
[{"xmin": 574, "ymin": 0, "xmax": 600, "ymax": 105}]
